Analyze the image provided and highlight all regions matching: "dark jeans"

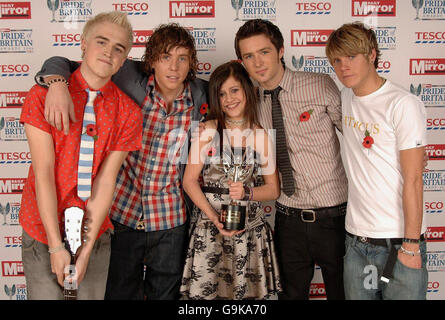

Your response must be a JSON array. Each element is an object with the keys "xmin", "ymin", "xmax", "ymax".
[
  {"xmin": 274, "ymin": 203, "xmax": 346, "ymax": 300},
  {"xmin": 104, "ymin": 221, "xmax": 188, "ymax": 300}
]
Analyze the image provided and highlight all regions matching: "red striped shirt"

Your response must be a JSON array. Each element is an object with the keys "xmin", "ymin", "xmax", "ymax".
[{"xmin": 257, "ymin": 67, "xmax": 348, "ymax": 209}]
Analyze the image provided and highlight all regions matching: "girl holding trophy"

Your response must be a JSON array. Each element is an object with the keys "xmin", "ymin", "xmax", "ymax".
[{"xmin": 180, "ymin": 61, "xmax": 281, "ymax": 300}]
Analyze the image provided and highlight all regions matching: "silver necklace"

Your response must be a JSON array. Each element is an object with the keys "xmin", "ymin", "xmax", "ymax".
[{"xmin": 225, "ymin": 118, "xmax": 247, "ymax": 126}]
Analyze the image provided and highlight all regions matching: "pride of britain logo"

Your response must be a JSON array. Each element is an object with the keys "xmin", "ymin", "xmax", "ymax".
[
  {"xmin": 47, "ymin": 0, "xmax": 93, "ymax": 23},
  {"xmin": 231, "ymin": 0, "xmax": 276, "ymax": 21},
  {"xmin": 412, "ymin": 0, "xmax": 445, "ymax": 20},
  {"xmin": 292, "ymin": 55, "xmax": 336, "ymax": 78},
  {"xmin": 0, "ymin": 28, "xmax": 33, "ymax": 53},
  {"xmin": 410, "ymin": 83, "xmax": 445, "ymax": 107},
  {"xmin": 0, "ymin": 202, "xmax": 21, "ymax": 226},
  {"xmin": 0, "ymin": 117, "xmax": 26, "ymax": 141},
  {"xmin": 4, "ymin": 284, "xmax": 27, "ymax": 300},
  {"xmin": 423, "ymin": 170, "xmax": 445, "ymax": 192}
]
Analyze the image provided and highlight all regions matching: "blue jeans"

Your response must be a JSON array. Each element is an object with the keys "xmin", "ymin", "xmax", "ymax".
[
  {"xmin": 344, "ymin": 233, "xmax": 428, "ymax": 300},
  {"xmin": 104, "ymin": 221, "xmax": 188, "ymax": 300}
]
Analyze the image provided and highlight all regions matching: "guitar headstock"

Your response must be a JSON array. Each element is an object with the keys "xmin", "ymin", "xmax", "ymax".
[{"xmin": 64, "ymin": 207, "xmax": 84, "ymax": 256}]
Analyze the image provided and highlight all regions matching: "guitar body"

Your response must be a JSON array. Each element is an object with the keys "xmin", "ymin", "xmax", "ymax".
[{"xmin": 63, "ymin": 207, "xmax": 84, "ymax": 300}]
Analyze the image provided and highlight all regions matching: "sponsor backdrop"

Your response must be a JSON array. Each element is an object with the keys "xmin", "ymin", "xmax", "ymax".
[{"xmin": 0, "ymin": 0, "xmax": 444, "ymax": 300}]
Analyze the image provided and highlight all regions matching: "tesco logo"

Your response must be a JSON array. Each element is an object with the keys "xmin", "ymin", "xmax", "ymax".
[
  {"xmin": 377, "ymin": 60, "xmax": 391, "ymax": 73},
  {"xmin": 197, "ymin": 62, "xmax": 212, "ymax": 75},
  {"xmin": 0, "ymin": 64, "xmax": 30, "ymax": 76},
  {"xmin": 425, "ymin": 201, "xmax": 444, "ymax": 214},
  {"xmin": 112, "ymin": 2, "xmax": 149, "ymax": 15},
  {"xmin": 415, "ymin": 32, "xmax": 445, "ymax": 43},
  {"xmin": 52, "ymin": 33, "xmax": 81, "ymax": 46},
  {"xmin": 428, "ymin": 281, "xmax": 440, "ymax": 293},
  {"xmin": 296, "ymin": 1, "xmax": 332, "ymax": 14},
  {"xmin": 427, "ymin": 118, "xmax": 445, "ymax": 130}
]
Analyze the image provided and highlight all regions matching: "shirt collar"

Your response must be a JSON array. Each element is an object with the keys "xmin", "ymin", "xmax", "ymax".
[
  {"xmin": 260, "ymin": 66, "xmax": 294, "ymax": 100},
  {"xmin": 70, "ymin": 67, "xmax": 114, "ymax": 97}
]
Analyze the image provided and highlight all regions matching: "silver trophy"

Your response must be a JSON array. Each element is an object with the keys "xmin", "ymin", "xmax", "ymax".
[
  {"xmin": 220, "ymin": 150, "xmax": 253, "ymax": 230},
  {"xmin": 412, "ymin": 0, "xmax": 424, "ymax": 20},
  {"xmin": 231, "ymin": 0, "xmax": 243, "ymax": 21},
  {"xmin": 47, "ymin": 0, "xmax": 60, "ymax": 22}
]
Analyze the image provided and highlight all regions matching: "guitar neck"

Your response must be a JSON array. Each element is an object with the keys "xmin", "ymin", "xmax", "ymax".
[
  {"xmin": 63, "ymin": 255, "xmax": 78, "ymax": 300},
  {"xmin": 64, "ymin": 287, "xmax": 78, "ymax": 300}
]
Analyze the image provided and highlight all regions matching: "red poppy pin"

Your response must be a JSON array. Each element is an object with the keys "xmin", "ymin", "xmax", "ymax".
[
  {"xmin": 299, "ymin": 109, "xmax": 313, "ymax": 122},
  {"xmin": 362, "ymin": 130, "xmax": 374, "ymax": 149},
  {"xmin": 85, "ymin": 124, "xmax": 98, "ymax": 141},
  {"xmin": 200, "ymin": 103, "xmax": 209, "ymax": 116},
  {"xmin": 207, "ymin": 147, "xmax": 216, "ymax": 157}
]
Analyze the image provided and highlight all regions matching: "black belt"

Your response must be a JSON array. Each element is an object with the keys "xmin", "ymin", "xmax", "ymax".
[
  {"xmin": 202, "ymin": 186, "xmax": 229, "ymax": 194},
  {"xmin": 346, "ymin": 231, "xmax": 425, "ymax": 283},
  {"xmin": 275, "ymin": 202, "xmax": 346, "ymax": 222}
]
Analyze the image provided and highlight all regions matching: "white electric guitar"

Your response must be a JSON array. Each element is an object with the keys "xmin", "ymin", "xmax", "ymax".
[{"xmin": 63, "ymin": 207, "xmax": 85, "ymax": 300}]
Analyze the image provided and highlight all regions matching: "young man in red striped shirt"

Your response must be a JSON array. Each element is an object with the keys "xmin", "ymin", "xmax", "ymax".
[{"xmin": 235, "ymin": 19, "xmax": 348, "ymax": 300}]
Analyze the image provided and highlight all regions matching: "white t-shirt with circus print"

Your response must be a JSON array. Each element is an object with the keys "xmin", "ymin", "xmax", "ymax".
[{"xmin": 341, "ymin": 79, "xmax": 427, "ymax": 239}]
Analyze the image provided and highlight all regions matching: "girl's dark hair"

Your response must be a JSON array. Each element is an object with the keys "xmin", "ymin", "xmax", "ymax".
[
  {"xmin": 208, "ymin": 61, "xmax": 259, "ymax": 145},
  {"xmin": 141, "ymin": 23, "xmax": 198, "ymax": 80}
]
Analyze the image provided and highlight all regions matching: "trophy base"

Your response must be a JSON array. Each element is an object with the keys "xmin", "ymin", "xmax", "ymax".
[{"xmin": 220, "ymin": 204, "xmax": 246, "ymax": 231}]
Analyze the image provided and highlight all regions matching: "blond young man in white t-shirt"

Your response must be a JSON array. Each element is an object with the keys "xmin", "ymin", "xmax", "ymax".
[{"xmin": 326, "ymin": 22, "xmax": 428, "ymax": 300}]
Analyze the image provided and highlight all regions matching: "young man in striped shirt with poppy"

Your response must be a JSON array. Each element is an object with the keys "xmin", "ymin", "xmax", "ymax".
[{"xmin": 235, "ymin": 19, "xmax": 348, "ymax": 300}]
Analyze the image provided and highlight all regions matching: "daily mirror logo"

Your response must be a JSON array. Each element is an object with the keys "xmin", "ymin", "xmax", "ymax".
[
  {"xmin": 291, "ymin": 30, "xmax": 333, "ymax": 47},
  {"xmin": 410, "ymin": 59, "xmax": 445, "ymax": 75},
  {"xmin": 0, "ymin": 91, "xmax": 26, "ymax": 108},
  {"xmin": 352, "ymin": 0, "xmax": 396, "ymax": 17},
  {"xmin": 170, "ymin": 1, "xmax": 215, "ymax": 18},
  {"xmin": 133, "ymin": 30, "xmax": 153, "ymax": 47},
  {"xmin": 0, "ymin": 178, "xmax": 26, "ymax": 194},
  {"xmin": 0, "ymin": 2, "xmax": 31, "ymax": 19}
]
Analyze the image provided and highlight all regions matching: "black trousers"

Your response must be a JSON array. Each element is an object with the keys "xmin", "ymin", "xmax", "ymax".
[
  {"xmin": 274, "ymin": 203, "xmax": 346, "ymax": 300},
  {"xmin": 104, "ymin": 221, "xmax": 188, "ymax": 300}
]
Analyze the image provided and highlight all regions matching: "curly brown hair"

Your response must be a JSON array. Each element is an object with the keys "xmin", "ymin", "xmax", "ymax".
[{"xmin": 141, "ymin": 23, "xmax": 198, "ymax": 81}]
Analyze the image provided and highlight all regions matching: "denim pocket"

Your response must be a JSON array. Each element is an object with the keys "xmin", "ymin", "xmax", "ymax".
[
  {"xmin": 111, "ymin": 220, "xmax": 133, "ymax": 234},
  {"xmin": 21, "ymin": 230, "xmax": 37, "ymax": 251}
]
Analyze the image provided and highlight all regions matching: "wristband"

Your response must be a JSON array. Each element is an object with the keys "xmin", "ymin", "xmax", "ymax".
[
  {"xmin": 403, "ymin": 237, "xmax": 421, "ymax": 244},
  {"xmin": 48, "ymin": 243, "xmax": 65, "ymax": 254},
  {"xmin": 242, "ymin": 186, "xmax": 250, "ymax": 201},
  {"xmin": 399, "ymin": 246, "xmax": 421, "ymax": 256},
  {"xmin": 47, "ymin": 77, "xmax": 69, "ymax": 87}
]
